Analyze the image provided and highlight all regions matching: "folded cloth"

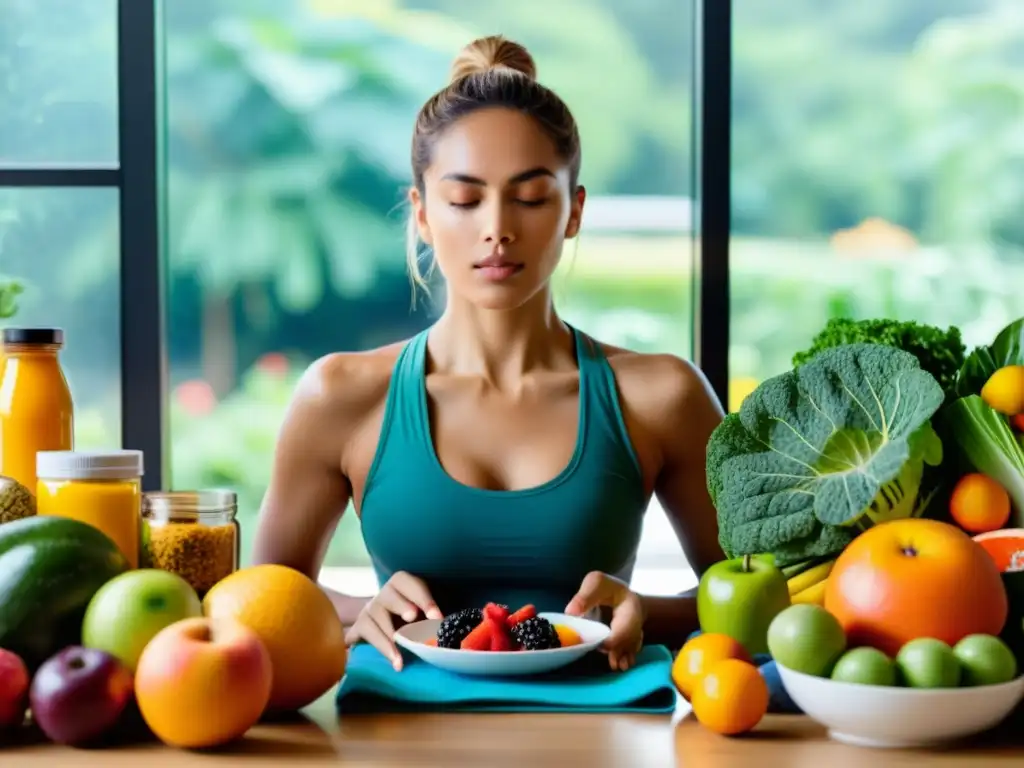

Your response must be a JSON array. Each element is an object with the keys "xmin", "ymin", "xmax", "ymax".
[{"xmin": 335, "ymin": 643, "xmax": 679, "ymax": 715}]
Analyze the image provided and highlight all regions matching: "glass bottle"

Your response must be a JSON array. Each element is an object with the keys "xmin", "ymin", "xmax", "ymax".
[{"xmin": 0, "ymin": 328, "xmax": 75, "ymax": 492}]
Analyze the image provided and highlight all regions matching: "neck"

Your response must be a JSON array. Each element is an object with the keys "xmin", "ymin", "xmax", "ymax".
[{"xmin": 429, "ymin": 287, "xmax": 576, "ymax": 385}]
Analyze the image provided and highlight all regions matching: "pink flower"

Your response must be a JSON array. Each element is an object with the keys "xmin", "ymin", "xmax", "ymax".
[
  {"xmin": 256, "ymin": 352, "xmax": 289, "ymax": 377},
  {"xmin": 175, "ymin": 380, "xmax": 217, "ymax": 416}
]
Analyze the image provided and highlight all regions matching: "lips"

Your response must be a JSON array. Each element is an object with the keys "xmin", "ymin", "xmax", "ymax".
[{"xmin": 473, "ymin": 254, "xmax": 523, "ymax": 270}]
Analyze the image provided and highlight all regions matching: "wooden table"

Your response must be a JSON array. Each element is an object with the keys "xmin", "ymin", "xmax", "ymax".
[{"xmin": 4, "ymin": 693, "xmax": 1022, "ymax": 766}]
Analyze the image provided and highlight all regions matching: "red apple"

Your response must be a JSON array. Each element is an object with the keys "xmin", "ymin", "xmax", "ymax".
[
  {"xmin": 134, "ymin": 617, "xmax": 271, "ymax": 749},
  {"xmin": 0, "ymin": 648, "xmax": 30, "ymax": 729},
  {"xmin": 29, "ymin": 646, "xmax": 133, "ymax": 746}
]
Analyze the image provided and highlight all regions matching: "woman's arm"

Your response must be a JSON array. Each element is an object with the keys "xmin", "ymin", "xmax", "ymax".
[
  {"xmin": 629, "ymin": 357, "xmax": 727, "ymax": 648},
  {"xmin": 250, "ymin": 356, "xmax": 377, "ymax": 626}
]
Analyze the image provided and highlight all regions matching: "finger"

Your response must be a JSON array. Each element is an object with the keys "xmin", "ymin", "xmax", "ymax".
[
  {"xmin": 391, "ymin": 573, "xmax": 443, "ymax": 620},
  {"xmin": 602, "ymin": 602, "xmax": 642, "ymax": 654},
  {"xmin": 364, "ymin": 608, "xmax": 404, "ymax": 670},
  {"xmin": 376, "ymin": 586, "xmax": 421, "ymax": 624},
  {"xmin": 565, "ymin": 571, "xmax": 616, "ymax": 616}
]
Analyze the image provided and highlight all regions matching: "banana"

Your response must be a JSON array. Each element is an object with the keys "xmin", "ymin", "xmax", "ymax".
[
  {"xmin": 791, "ymin": 578, "xmax": 828, "ymax": 605},
  {"xmin": 786, "ymin": 559, "xmax": 835, "ymax": 596}
]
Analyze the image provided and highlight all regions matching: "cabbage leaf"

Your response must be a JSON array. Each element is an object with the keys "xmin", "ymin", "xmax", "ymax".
[{"xmin": 707, "ymin": 343, "xmax": 945, "ymax": 565}]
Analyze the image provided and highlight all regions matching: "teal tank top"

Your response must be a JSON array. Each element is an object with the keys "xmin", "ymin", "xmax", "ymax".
[{"xmin": 358, "ymin": 324, "xmax": 649, "ymax": 615}]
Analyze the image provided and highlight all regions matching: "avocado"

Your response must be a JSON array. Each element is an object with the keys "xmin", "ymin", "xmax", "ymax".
[{"xmin": 0, "ymin": 475, "xmax": 36, "ymax": 524}]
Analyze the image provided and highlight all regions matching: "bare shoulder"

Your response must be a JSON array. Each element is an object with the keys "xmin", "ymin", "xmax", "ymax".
[
  {"xmin": 599, "ymin": 343, "xmax": 714, "ymax": 414},
  {"xmin": 282, "ymin": 339, "xmax": 407, "ymax": 452},
  {"xmin": 597, "ymin": 341, "xmax": 725, "ymax": 453}
]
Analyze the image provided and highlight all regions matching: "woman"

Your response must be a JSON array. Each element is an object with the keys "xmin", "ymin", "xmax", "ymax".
[{"xmin": 251, "ymin": 35, "xmax": 726, "ymax": 672}]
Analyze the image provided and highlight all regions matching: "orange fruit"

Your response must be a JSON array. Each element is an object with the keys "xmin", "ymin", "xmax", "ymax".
[
  {"xmin": 553, "ymin": 624, "xmax": 582, "ymax": 647},
  {"xmin": 950, "ymin": 473, "xmax": 1011, "ymax": 534},
  {"xmin": 203, "ymin": 564, "xmax": 347, "ymax": 711},
  {"xmin": 671, "ymin": 632, "xmax": 752, "ymax": 701},
  {"xmin": 690, "ymin": 658, "xmax": 768, "ymax": 736},
  {"xmin": 824, "ymin": 519, "xmax": 1009, "ymax": 657}
]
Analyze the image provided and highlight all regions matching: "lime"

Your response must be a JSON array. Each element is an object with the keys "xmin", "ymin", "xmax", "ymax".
[
  {"xmin": 830, "ymin": 646, "xmax": 897, "ymax": 686},
  {"xmin": 767, "ymin": 604, "xmax": 846, "ymax": 677},
  {"xmin": 895, "ymin": 638, "xmax": 961, "ymax": 688},
  {"xmin": 953, "ymin": 634, "xmax": 1018, "ymax": 686}
]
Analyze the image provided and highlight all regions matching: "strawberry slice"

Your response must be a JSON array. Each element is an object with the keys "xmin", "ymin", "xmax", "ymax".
[
  {"xmin": 490, "ymin": 625, "xmax": 514, "ymax": 651},
  {"xmin": 506, "ymin": 604, "xmax": 537, "ymax": 628},
  {"xmin": 460, "ymin": 621, "xmax": 493, "ymax": 651},
  {"xmin": 483, "ymin": 602, "xmax": 510, "ymax": 624}
]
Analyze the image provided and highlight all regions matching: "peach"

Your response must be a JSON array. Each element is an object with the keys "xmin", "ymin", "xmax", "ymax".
[{"xmin": 134, "ymin": 617, "xmax": 272, "ymax": 749}]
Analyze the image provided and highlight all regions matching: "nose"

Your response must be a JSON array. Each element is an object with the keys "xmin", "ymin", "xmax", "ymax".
[{"xmin": 482, "ymin": 200, "xmax": 516, "ymax": 245}]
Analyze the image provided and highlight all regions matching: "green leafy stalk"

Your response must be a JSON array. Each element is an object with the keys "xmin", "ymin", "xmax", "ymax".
[
  {"xmin": 955, "ymin": 317, "xmax": 1024, "ymax": 398},
  {"xmin": 938, "ymin": 395, "xmax": 1024, "ymax": 527}
]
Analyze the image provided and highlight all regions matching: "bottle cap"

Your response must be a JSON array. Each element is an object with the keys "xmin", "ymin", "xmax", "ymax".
[
  {"xmin": 36, "ymin": 450, "xmax": 144, "ymax": 481},
  {"xmin": 2, "ymin": 328, "xmax": 64, "ymax": 346}
]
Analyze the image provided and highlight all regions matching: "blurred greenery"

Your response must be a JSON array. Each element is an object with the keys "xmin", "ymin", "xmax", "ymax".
[{"xmin": 2, "ymin": 0, "xmax": 1023, "ymax": 570}]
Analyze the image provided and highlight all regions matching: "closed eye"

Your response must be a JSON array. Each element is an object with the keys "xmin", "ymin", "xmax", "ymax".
[{"xmin": 449, "ymin": 199, "xmax": 548, "ymax": 210}]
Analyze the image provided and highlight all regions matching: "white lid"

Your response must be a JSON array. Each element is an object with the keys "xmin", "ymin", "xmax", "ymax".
[{"xmin": 36, "ymin": 450, "xmax": 144, "ymax": 481}]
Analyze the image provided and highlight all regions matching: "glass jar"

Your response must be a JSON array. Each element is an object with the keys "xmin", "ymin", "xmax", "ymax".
[
  {"xmin": 0, "ymin": 328, "xmax": 74, "ymax": 492},
  {"xmin": 142, "ymin": 490, "xmax": 240, "ymax": 596},
  {"xmin": 36, "ymin": 450, "xmax": 143, "ymax": 568}
]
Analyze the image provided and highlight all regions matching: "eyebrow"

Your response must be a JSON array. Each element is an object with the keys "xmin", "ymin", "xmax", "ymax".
[{"xmin": 439, "ymin": 167, "xmax": 556, "ymax": 186}]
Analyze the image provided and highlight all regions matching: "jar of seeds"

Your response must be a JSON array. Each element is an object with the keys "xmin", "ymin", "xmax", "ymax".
[{"xmin": 142, "ymin": 490, "xmax": 240, "ymax": 597}]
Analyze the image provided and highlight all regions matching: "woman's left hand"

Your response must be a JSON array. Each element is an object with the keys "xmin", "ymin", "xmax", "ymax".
[{"xmin": 564, "ymin": 571, "xmax": 645, "ymax": 671}]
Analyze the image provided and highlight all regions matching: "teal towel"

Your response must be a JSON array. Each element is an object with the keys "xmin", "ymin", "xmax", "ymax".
[{"xmin": 335, "ymin": 644, "xmax": 679, "ymax": 714}]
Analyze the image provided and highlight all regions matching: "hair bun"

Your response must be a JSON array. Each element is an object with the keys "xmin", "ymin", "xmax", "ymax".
[{"xmin": 450, "ymin": 35, "xmax": 537, "ymax": 83}]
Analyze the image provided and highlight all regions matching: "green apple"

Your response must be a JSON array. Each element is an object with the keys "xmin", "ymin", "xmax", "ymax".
[
  {"xmin": 82, "ymin": 569, "xmax": 202, "ymax": 673},
  {"xmin": 954, "ymin": 634, "xmax": 1018, "ymax": 686},
  {"xmin": 767, "ymin": 603, "xmax": 847, "ymax": 677},
  {"xmin": 697, "ymin": 553, "xmax": 791, "ymax": 656},
  {"xmin": 831, "ymin": 647, "xmax": 897, "ymax": 686},
  {"xmin": 895, "ymin": 638, "xmax": 961, "ymax": 689}
]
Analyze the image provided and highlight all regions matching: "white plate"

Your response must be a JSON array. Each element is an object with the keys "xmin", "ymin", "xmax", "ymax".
[
  {"xmin": 394, "ymin": 611, "xmax": 611, "ymax": 677},
  {"xmin": 776, "ymin": 661, "xmax": 1024, "ymax": 749}
]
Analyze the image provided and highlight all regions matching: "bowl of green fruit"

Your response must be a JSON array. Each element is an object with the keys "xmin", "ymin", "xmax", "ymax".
[{"xmin": 768, "ymin": 605, "xmax": 1024, "ymax": 749}]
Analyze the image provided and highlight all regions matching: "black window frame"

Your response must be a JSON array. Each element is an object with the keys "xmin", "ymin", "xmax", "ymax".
[{"xmin": 0, "ymin": 0, "xmax": 730, "ymax": 492}]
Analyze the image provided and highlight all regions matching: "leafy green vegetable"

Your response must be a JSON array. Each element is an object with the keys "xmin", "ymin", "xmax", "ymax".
[
  {"xmin": 0, "ymin": 279, "xmax": 22, "ymax": 320},
  {"xmin": 792, "ymin": 317, "xmax": 966, "ymax": 398},
  {"xmin": 938, "ymin": 395, "xmax": 1024, "ymax": 528},
  {"xmin": 708, "ymin": 343, "xmax": 945, "ymax": 566},
  {"xmin": 955, "ymin": 317, "xmax": 1024, "ymax": 398}
]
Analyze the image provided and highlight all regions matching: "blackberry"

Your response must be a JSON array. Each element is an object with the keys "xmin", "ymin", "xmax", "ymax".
[
  {"xmin": 435, "ymin": 608, "xmax": 482, "ymax": 648},
  {"xmin": 511, "ymin": 616, "xmax": 560, "ymax": 650}
]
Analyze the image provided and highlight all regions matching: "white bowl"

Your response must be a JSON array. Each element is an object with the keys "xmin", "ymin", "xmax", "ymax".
[
  {"xmin": 776, "ymin": 662, "xmax": 1024, "ymax": 749},
  {"xmin": 393, "ymin": 611, "xmax": 611, "ymax": 677}
]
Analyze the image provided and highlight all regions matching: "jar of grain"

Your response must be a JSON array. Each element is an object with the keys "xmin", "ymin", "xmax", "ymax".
[{"xmin": 142, "ymin": 490, "xmax": 239, "ymax": 597}]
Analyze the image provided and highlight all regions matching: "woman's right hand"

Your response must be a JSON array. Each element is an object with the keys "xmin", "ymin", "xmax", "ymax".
[{"xmin": 343, "ymin": 571, "xmax": 443, "ymax": 670}]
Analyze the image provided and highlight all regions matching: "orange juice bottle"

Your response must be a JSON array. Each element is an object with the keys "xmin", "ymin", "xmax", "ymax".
[{"xmin": 0, "ymin": 328, "xmax": 75, "ymax": 492}]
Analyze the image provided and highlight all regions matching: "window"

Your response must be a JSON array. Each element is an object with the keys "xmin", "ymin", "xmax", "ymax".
[
  {"xmin": 0, "ymin": 0, "xmax": 119, "ymax": 164},
  {"xmin": 0, "ymin": 0, "xmax": 124, "ymax": 452},
  {"xmin": 729, "ymin": 0, "xmax": 1024, "ymax": 410},
  {"xmin": 0, "ymin": 189, "xmax": 122, "ymax": 448},
  {"xmin": 162, "ymin": 1, "xmax": 700, "ymax": 595}
]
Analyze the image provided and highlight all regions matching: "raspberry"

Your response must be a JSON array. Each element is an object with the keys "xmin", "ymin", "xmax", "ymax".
[{"xmin": 506, "ymin": 604, "xmax": 537, "ymax": 628}]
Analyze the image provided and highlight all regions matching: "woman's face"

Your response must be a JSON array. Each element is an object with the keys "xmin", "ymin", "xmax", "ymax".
[{"xmin": 410, "ymin": 107, "xmax": 584, "ymax": 310}]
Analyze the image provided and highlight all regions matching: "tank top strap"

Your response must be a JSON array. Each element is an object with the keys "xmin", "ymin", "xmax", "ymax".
[
  {"xmin": 569, "ymin": 324, "xmax": 644, "ymax": 482},
  {"xmin": 370, "ymin": 328, "xmax": 433, "ymax": 465}
]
